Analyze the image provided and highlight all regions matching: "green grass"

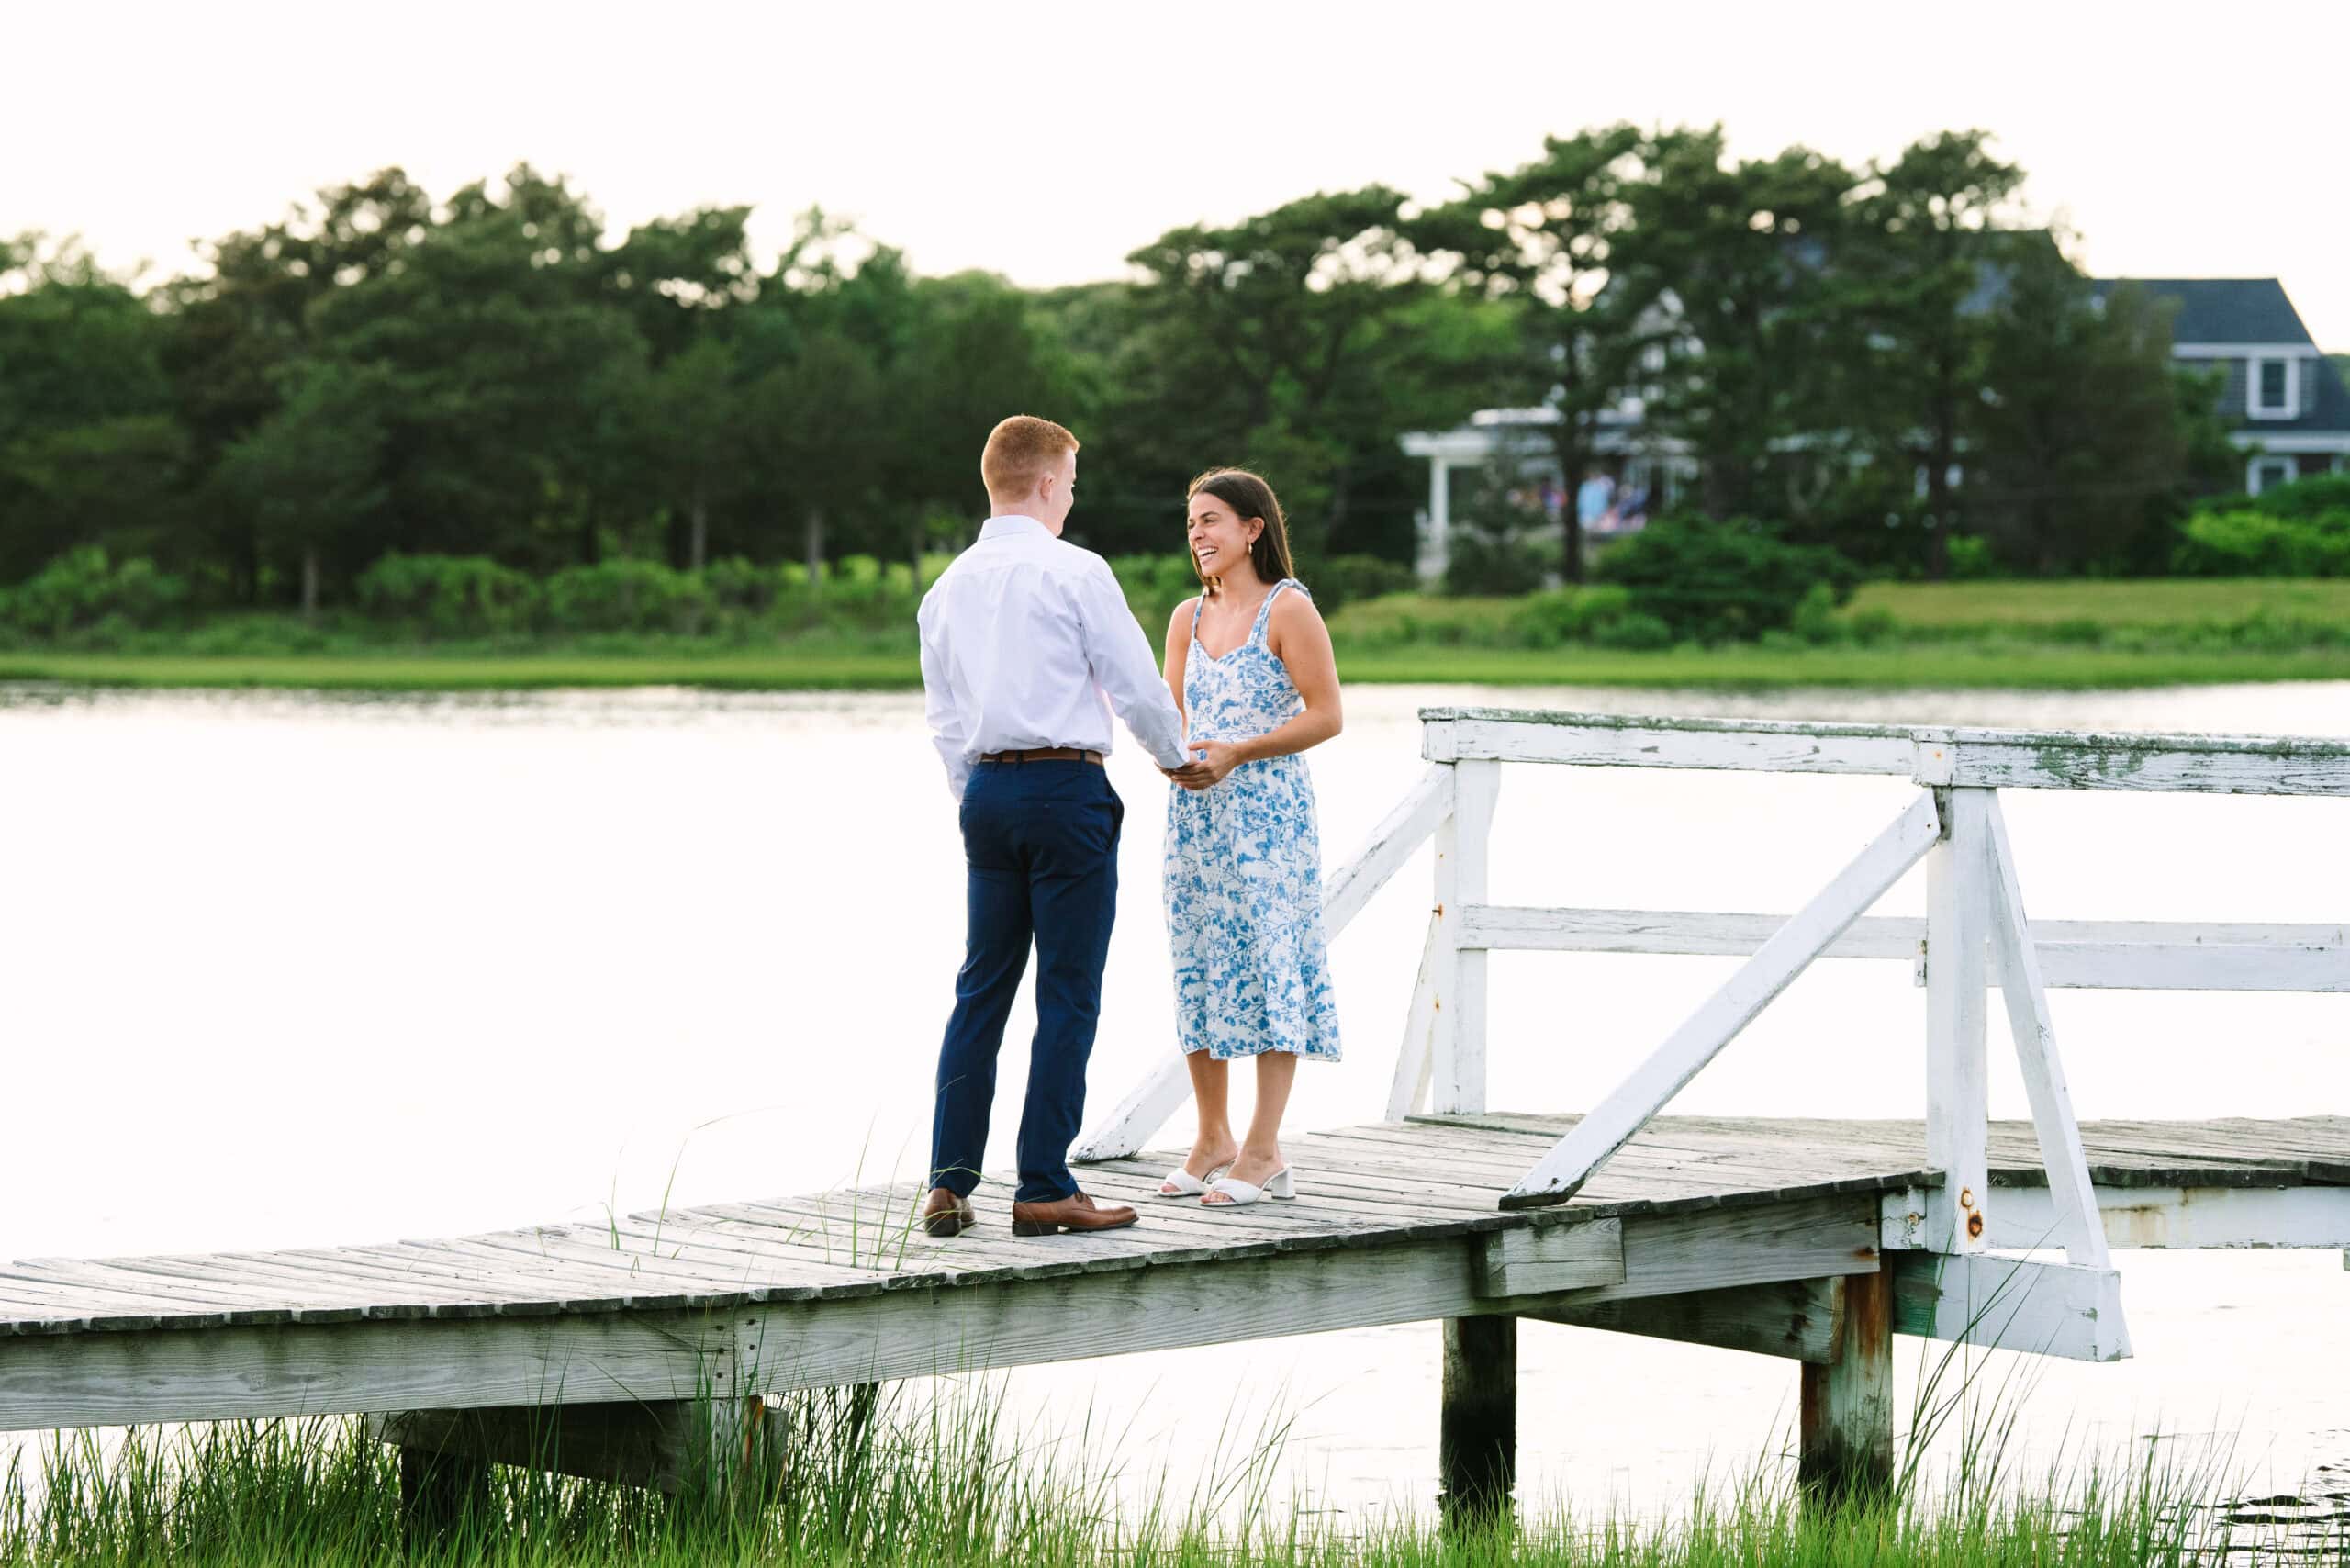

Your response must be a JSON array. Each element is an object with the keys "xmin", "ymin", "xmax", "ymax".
[
  {"xmin": 11, "ymin": 642, "xmax": 2350, "ymax": 695},
  {"xmin": 1849, "ymin": 577, "xmax": 2350, "ymax": 631},
  {"xmin": 0, "ymin": 1382, "xmax": 2309, "ymax": 1568},
  {"xmin": 7, "ymin": 578, "xmax": 2350, "ymax": 693}
]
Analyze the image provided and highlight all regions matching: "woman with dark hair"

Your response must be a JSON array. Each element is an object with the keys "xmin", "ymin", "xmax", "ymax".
[{"xmin": 1155, "ymin": 468, "xmax": 1344, "ymax": 1207}]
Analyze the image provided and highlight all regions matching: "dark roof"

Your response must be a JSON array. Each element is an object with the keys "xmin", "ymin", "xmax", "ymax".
[{"xmin": 2090, "ymin": 277, "xmax": 2315, "ymax": 346}]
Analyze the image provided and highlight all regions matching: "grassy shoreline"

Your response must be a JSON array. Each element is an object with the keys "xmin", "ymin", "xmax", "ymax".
[
  {"xmin": 8, "ymin": 643, "xmax": 2350, "ymax": 694},
  {"xmin": 0, "ymin": 1402, "xmax": 2300, "ymax": 1568}
]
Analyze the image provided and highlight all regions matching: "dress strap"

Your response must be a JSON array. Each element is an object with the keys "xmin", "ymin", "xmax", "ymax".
[{"xmin": 1249, "ymin": 579, "xmax": 1297, "ymax": 643}]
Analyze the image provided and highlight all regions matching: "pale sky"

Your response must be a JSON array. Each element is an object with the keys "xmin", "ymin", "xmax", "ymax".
[{"xmin": 7, "ymin": 0, "xmax": 2347, "ymax": 346}]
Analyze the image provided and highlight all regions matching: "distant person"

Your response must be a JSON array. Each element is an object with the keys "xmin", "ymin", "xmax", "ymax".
[
  {"xmin": 1156, "ymin": 468, "xmax": 1345, "ymax": 1208},
  {"xmin": 916, "ymin": 415, "xmax": 1192, "ymax": 1239},
  {"xmin": 1576, "ymin": 470, "xmax": 1615, "ymax": 529}
]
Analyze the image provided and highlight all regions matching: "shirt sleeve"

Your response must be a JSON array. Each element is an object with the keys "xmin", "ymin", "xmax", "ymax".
[
  {"xmin": 916, "ymin": 596, "xmax": 972, "ymax": 802},
  {"xmin": 1074, "ymin": 557, "xmax": 1190, "ymax": 770}
]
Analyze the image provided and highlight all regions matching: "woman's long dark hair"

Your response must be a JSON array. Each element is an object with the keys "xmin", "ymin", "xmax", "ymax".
[{"xmin": 1186, "ymin": 468, "xmax": 1296, "ymax": 597}]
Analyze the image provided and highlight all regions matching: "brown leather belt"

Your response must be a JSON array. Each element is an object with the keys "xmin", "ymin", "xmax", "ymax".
[{"xmin": 979, "ymin": 747, "xmax": 1103, "ymax": 766}]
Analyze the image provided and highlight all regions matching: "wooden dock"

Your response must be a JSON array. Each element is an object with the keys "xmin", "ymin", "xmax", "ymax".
[{"xmin": 7, "ymin": 709, "xmax": 2349, "ymax": 1522}]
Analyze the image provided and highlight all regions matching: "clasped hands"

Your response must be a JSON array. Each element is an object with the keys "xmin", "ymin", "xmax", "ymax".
[{"xmin": 1162, "ymin": 740, "xmax": 1241, "ymax": 790}]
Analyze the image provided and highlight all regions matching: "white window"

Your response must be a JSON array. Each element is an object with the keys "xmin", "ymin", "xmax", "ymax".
[
  {"xmin": 2247, "ymin": 456, "xmax": 2295, "ymax": 495},
  {"xmin": 2247, "ymin": 356, "xmax": 2299, "ymax": 419}
]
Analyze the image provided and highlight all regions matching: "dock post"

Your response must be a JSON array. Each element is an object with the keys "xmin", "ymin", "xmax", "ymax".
[
  {"xmin": 1439, "ymin": 1314, "xmax": 1516, "ymax": 1529},
  {"xmin": 397, "ymin": 1443, "xmax": 490, "ymax": 1551},
  {"xmin": 1798, "ymin": 1272, "xmax": 1894, "ymax": 1504}
]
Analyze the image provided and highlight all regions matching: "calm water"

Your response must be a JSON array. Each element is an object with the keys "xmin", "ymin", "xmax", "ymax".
[{"xmin": 5, "ymin": 679, "xmax": 2350, "ymax": 1525}]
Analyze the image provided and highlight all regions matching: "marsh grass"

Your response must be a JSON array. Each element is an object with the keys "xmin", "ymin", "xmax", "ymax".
[{"xmin": 2, "ymin": 1362, "xmax": 2332, "ymax": 1568}]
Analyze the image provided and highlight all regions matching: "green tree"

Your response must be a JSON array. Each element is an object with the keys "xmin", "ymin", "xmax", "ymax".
[
  {"xmin": 1121, "ymin": 187, "xmax": 1429, "ymax": 559},
  {"xmin": 1968, "ymin": 264, "xmax": 2188, "ymax": 573},
  {"xmin": 159, "ymin": 169, "xmax": 435, "ymax": 597},
  {"xmin": 1616, "ymin": 129, "xmax": 1860, "ymax": 521},
  {"xmin": 1410, "ymin": 125, "xmax": 1648, "ymax": 579},
  {"xmin": 1842, "ymin": 131, "xmax": 2028, "ymax": 577},
  {"xmin": 0, "ymin": 236, "xmax": 183, "ymax": 578},
  {"xmin": 215, "ymin": 362, "xmax": 391, "ymax": 618}
]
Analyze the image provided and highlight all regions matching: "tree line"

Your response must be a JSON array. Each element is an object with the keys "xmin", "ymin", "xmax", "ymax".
[{"xmin": 0, "ymin": 127, "xmax": 2236, "ymax": 622}]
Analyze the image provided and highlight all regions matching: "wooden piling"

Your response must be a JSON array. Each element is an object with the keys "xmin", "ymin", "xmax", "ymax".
[
  {"xmin": 1798, "ymin": 1273, "xmax": 1894, "ymax": 1503},
  {"xmin": 396, "ymin": 1442, "xmax": 489, "ymax": 1551},
  {"xmin": 1439, "ymin": 1315, "xmax": 1516, "ymax": 1528}
]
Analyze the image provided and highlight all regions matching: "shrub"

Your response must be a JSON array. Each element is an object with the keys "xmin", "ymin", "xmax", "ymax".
[
  {"xmin": 543, "ymin": 558, "xmax": 711, "ymax": 634},
  {"xmin": 1511, "ymin": 585, "xmax": 1635, "ymax": 648},
  {"xmin": 1443, "ymin": 532, "xmax": 1550, "ymax": 597},
  {"xmin": 1595, "ymin": 514, "xmax": 1860, "ymax": 643},
  {"xmin": 2171, "ymin": 510, "xmax": 2350, "ymax": 577},
  {"xmin": 1591, "ymin": 610, "xmax": 1673, "ymax": 650},
  {"xmin": 1790, "ymin": 582, "xmax": 1843, "ymax": 645},
  {"xmin": 703, "ymin": 556, "xmax": 789, "ymax": 616},
  {"xmin": 2251, "ymin": 473, "xmax": 2350, "ymax": 520},
  {"xmin": 353, "ymin": 554, "xmax": 540, "ymax": 638},
  {"xmin": 1301, "ymin": 554, "xmax": 1416, "ymax": 617},
  {"xmin": 0, "ymin": 548, "xmax": 190, "ymax": 640},
  {"xmin": 1943, "ymin": 535, "xmax": 1998, "ymax": 580},
  {"xmin": 1109, "ymin": 552, "xmax": 1203, "ymax": 634}
]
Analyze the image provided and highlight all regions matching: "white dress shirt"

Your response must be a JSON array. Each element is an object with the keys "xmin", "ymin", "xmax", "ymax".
[{"xmin": 917, "ymin": 515, "xmax": 1190, "ymax": 800}]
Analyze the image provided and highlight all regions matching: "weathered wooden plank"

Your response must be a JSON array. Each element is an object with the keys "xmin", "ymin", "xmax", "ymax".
[
  {"xmin": 0, "ymin": 1308, "xmax": 733, "ymax": 1429},
  {"xmin": 375, "ymin": 1398, "xmax": 775, "ymax": 1495},
  {"xmin": 1416, "ymin": 707, "xmax": 2350, "ymax": 796},
  {"xmin": 1504, "ymin": 793, "xmax": 1943, "ymax": 1208},
  {"xmin": 1459, "ymin": 907, "xmax": 2350, "ymax": 993},
  {"xmin": 1523, "ymin": 1275, "xmax": 1843, "ymax": 1363},
  {"xmin": 1887, "ymin": 1251, "xmax": 2129, "ymax": 1362},
  {"xmin": 1926, "ymin": 789, "xmax": 1992, "ymax": 1255},
  {"xmin": 1476, "ymin": 1218, "xmax": 1624, "ymax": 1296},
  {"xmin": 728, "ymin": 1194, "xmax": 1881, "ymax": 1396},
  {"xmin": 1428, "ymin": 712, "xmax": 1927, "ymax": 778}
]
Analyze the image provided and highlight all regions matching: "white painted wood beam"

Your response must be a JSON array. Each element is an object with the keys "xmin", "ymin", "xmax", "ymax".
[
  {"xmin": 1431, "ymin": 760, "xmax": 1498, "ymax": 1114},
  {"xmin": 1887, "ymin": 1251, "xmax": 2130, "ymax": 1362},
  {"xmin": 1984, "ymin": 794, "xmax": 2110, "ymax": 1269},
  {"xmin": 1926, "ymin": 790, "xmax": 1993, "ymax": 1257},
  {"xmin": 1419, "ymin": 708, "xmax": 2350, "ymax": 796},
  {"xmin": 1457, "ymin": 908, "xmax": 2350, "ymax": 992},
  {"xmin": 1385, "ymin": 912, "xmax": 1448, "ymax": 1122},
  {"xmin": 1991, "ymin": 1184, "xmax": 2350, "ymax": 1250},
  {"xmin": 1502, "ymin": 793, "xmax": 1944, "ymax": 1209}
]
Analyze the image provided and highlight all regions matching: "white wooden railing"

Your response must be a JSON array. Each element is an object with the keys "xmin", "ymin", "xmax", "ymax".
[{"xmin": 1077, "ymin": 708, "xmax": 2350, "ymax": 1287}]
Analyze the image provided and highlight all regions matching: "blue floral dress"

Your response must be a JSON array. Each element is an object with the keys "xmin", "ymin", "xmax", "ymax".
[{"xmin": 1163, "ymin": 580, "xmax": 1342, "ymax": 1062}]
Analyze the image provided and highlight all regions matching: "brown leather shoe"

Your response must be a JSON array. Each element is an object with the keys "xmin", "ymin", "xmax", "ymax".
[
  {"xmin": 1009, "ymin": 1190, "xmax": 1138, "ymax": 1237},
  {"xmin": 921, "ymin": 1186, "xmax": 975, "ymax": 1238}
]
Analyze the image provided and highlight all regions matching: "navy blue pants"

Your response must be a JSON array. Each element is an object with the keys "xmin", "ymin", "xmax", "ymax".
[{"xmin": 931, "ymin": 760, "xmax": 1123, "ymax": 1204}]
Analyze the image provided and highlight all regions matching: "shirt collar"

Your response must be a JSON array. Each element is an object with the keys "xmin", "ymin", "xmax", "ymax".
[{"xmin": 979, "ymin": 514, "xmax": 1051, "ymax": 541}]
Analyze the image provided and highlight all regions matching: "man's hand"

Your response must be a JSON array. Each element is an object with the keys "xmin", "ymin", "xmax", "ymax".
[{"xmin": 1168, "ymin": 740, "xmax": 1243, "ymax": 791}]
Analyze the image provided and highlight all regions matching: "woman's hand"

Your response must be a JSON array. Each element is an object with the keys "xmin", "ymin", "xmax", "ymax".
[{"xmin": 1169, "ymin": 741, "xmax": 1243, "ymax": 790}]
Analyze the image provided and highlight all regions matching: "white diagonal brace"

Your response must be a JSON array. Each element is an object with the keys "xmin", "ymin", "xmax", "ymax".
[
  {"xmin": 1072, "ymin": 765, "xmax": 1453, "ymax": 1164},
  {"xmin": 1984, "ymin": 793, "xmax": 2112, "ymax": 1270},
  {"xmin": 1502, "ymin": 790, "xmax": 1944, "ymax": 1209},
  {"xmin": 1385, "ymin": 910, "xmax": 1448, "ymax": 1121}
]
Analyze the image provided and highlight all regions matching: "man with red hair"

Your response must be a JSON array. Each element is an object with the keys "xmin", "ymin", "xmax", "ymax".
[{"xmin": 915, "ymin": 415, "xmax": 1189, "ymax": 1238}]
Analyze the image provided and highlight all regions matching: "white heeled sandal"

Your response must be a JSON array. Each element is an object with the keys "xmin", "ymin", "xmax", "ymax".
[
  {"xmin": 1156, "ymin": 1164, "xmax": 1229, "ymax": 1198},
  {"xmin": 1202, "ymin": 1168, "xmax": 1295, "ymax": 1207}
]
